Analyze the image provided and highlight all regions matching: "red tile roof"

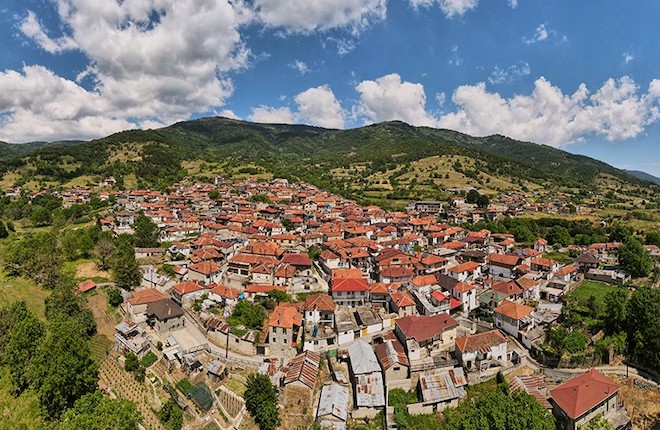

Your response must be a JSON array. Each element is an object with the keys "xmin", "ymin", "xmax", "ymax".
[
  {"xmin": 331, "ymin": 277, "xmax": 369, "ymax": 293},
  {"xmin": 268, "ymin": 304, "xmax": 303, "ymax": 329},
  {"xmin": 77, "ymin": 279, "xmax": 97, "ymax": 293},
  {"xmin": 127, "ymin": 288, "xmax": 168, "ymax": 305},
  {"xmin": 455, "ymin": 329, "xmax": 507, "ymax": 353},
  {"xmin": 172, "ymin": 281, "xmax": 204, "ymax": 295},
  {"xmin": 304, "ymin": 293, "xmax": 336, "ymax": 312},
  {"xmin": 448, "ymin": 261, "xmax": 480, "ymax": 273},
  {"xmin": 549, "ymin": 369, "xmax": 619, "ymax": 419},
  {"xmin": 395, "ymin": 313, "xmax": 459, "ymax": 343},
  {"xmin": 493, "ymin": 299, "xmax": 533, "ymax": 320},
  {"xmin": 188, "ymin": 260, "xmax": 220, "ymax": 275}
]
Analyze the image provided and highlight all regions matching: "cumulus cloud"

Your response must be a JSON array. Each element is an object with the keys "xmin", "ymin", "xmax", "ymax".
[
  {"xmin": 523, "ymin": 24, "xmax": 548, "ymax": 44},
  {"xmin": 3, "ymin": 0, "xmax": 252, "ymax": 141},
  {"xmin": 0, "ymin": 66, "xmax": 134, "ymax": 142},
  {"xmin": 409, "ymin": 0, "xmax": 478, "ymax": 18},
  {"xmin": 508, "ymin": 0, "xmax": 519, "ymax": 8},
  {"xmin": 295, "ymin": 86, "xmax": 345, "ymax": 128},
  {"xmin": 354, "ymin": 73, "xmax": 436, "ymax": 126},
  {"xmin": 250, "ymin": 86, "xmax": 345, "ymax": 128},
  {"xmin": 254, "ymin": 0, "xmax": 386, "ymax": 34},
  {"xmin": 249, "ymin": 106, "xmax": 296, "ymax": 124},
  {"xmin": 488, "ymin": 61, "xmax": 530, "ymax": 85},
  {"xmin": 438, "ymin": 76, "xmax": 660, "ymax": 147}
]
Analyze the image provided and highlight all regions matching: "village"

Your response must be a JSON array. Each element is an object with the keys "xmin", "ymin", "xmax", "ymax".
[{"xmin": 21, "ymin": 176, "xmax": 659, "ymax": 430}]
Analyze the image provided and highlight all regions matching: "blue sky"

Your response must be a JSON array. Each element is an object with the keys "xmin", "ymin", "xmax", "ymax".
[{"xmin": 1, "ymin": 0, "xmax": 659, "ymax": 175}]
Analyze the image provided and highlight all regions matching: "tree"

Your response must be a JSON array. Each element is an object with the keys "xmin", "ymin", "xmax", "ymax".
[
  {"xmin": 228, "ymin": 301, "xmax": 266, "ymax": 331},
  {"xmin": 579, "ymin": 413, "xmax": 612, "ymax": 430},
  {"xmin": 56, "ymin": 391, "xmax": 142, "ymax": 430},
  {"xmin": 626, "ymin": 288, "xmax": 660, "ymax": 371},
  {"xmin": 465, "ymin": 189, "xmax": 480, "ymax": 204},
  {"xmin": 45, "ymin": 283, "xmax": 97, "ymax": 336},
  {"xmin": 618, "ymin": 237, "xmax": 651, "ymax": 277},
  {"xmin": 133, "ymin": 215, "xmax": 160, "ymax": 248},
  {"xmin": 6, "ymin": 311, "xmax": 45, "ymax": 394},
  {"xmin": 107, "ymin": 287, "xmax": 124, "ymax": 307},
  {"xmin": 30, "ymin": 206, "xmax": 52, "ymax": 227},
  {"xmin": 604, "ymin": 288, "xmax": 628, "ymax": 334},
  {"xmin": 546, "ymin": 226, "xmax": 571, "ymax": 247},
  {"xmin": 208, "ymin": 189, "xmax": 220, "ymax": 200},
  {"xmin": 157, "ymin": 398, "xmax": 183, "ymax": 430},
  {"xmin": 244, "ymin": 373, "xmax": 280, "ymax": 430},
  {"xmin": 281, "ymin": 218, "xmax": 294, "ymax": 231},
  {"xmin": 609, "ymin": 222, "xmax": 633, "ymax": 243},
  {"xmin": 124, "ymin": 353, "xmax": 139, "ymax": 372},
  {"xmin": 30, "ymin": 319, "xmax": 99, "ymax": 418},
  {"xmin": 645, "ymin": 231, "xmax": 660, "ymax": 246},
  {"xmin": 0, "ymin": 220, "xmax": 9, "ymax": 239},
  {"xmin": 94, "ymin": 235, "xmax": 116, "ymax": 271},
  {"xmin": 475, "ymin": 193, "xmax": 490, "ymax": 208},
  {"xmin": 444, "ymin": 389, "xmax": 554, "ymax": 430},
  {"xmin": 112, "ymin": 244, "xmax": 141, "ymax": 290},
  {"xmin": 60, "ymin": 228, "xmax": 95, "ymax": 261},
  {"xmin": 4, "ymin": 232, "xmax": 63, "ymax": 288}
]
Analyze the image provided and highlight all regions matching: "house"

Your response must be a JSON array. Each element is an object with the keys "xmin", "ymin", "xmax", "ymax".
[
  {"xmin": 394, "ymin": 313, "xmax": 459, "ymax": 360},
  {"xmin": 533, "ymin": 238, "xmax": 548, "ymax": 253},
  {"xmin": 268, "ymin": 304, "xmax": 303, "ymax": 357},
  {"xmin": 186, "ymin": 260, "xmax": 221, "ymax": 284},
  {"xmin": 77, "ymin": 279, "xmax": 97, "ymax": 293},
  {"xmin": 574, "ymin": 253, "xmax": 600, "ymax": 273},
  {"xmin": 145, "ymin": 299, "xmax": 185, "ymax": 332},
  {"xmin": 374, "ymin": 333, "xmax": 410, "ymax": 389},
  {"xmin": 530, "ymin": 257, "xmax": 561, "ymax": 274},
  {"xmin": 207, "ymin": 284, "xmax": 241, "ymax": 305},
  {"xmin": 446, "ymin": 261, "xmax": 481, "ymax": 282},
  {"xmin": 487, "ymin": 254, "xmax": 521, "ymax": 280},
  {"xmin": 347, "ymin": 340, "xmax": 386, "ymax": 411},
  {"xmin": 114, "ymin": 321, "xmax": 151, "ymax": 358},
  {"xmin": 335, "ymin": 307, "xmax": 359, "ymax": 346},
  {"xmin": 549, "ymin": 369, "xmax": 627, "ymax": 430},
  {"xmin": 331, "ymin": 277, "xmax": 369, "ymax": 307},
  {"xmin": 515, "ymin": 276, "xmax": 541, "ymax": 301},
  {"xmin": 417, "ymin": 368, "xmax": 467, "ymax": 412},
  {"xmin": 454, "ymin": 329, "xmax": 507, "ymax": 372},
  {"xmin": 171, "ymin": 281, "xmax": 205, "ymax": 305},
  {"xmin": 449, "ymin": 281, "xmax": 478, "ymax": 312},
  {"xmin": 303, "ymin": 293, "xmax": 336, "ymax": 326},
  {"xmin": 491, "ymin": 281, "xmax": 524, "ymax": 301},
  {"xmin": 493, "ymin": 299, "xmax": 534, "ymax": 341},
  {"xmin": 389, "ymin": 290, "xmax": 417, "ymax": 317},
  {"xmin": 317, "ymin": 383, "xmax": 350, "ymax": 430},
  {"xmin": 282, "ymin": 350, "xmax": 320, "ymax": 390},
  {"xmin": 127, "ymin": 288, "xmax": 169, "ymax": 322}
]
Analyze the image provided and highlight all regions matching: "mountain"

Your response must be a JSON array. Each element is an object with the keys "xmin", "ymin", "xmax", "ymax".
[
  {"xmin": 624, "ymin": 169, "xmax": 660, "ymax": 185},
  {"xmin": 0, "ymin": 117, "xmax": 654, "ymax": 205}
]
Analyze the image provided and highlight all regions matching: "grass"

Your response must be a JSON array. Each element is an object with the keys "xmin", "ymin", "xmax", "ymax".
[
  {"xmin": 543, "ymin": 251, "xmax": 573, "ymax": 265},
  {"xmin": 140, "ymin": 351, "xmax": 158, "ymax": 368},
  {"xmin": 465, "ymin": 378, "xmax": 498, "ymax": 401},
  {"xmin": 0, "ymin": 272, "xmax": 50, "ymax": 321},
  {"xmin": 566, "ymin": 280, "xmax": 626, "ymax": 309},
  {"xmin": 0, "ymin": 367, "xmax": 44, "ymax": 430},
  {"xmin": 176, "ymin": 378, "xmax": 194, "ymax": 395},
  {"xmin": 226, "ymin": 378, "xmax": 247, "ymax": 397},
  {"xmin": 388, "ymin": 388, "xmax": 445, "ymax": 430}
]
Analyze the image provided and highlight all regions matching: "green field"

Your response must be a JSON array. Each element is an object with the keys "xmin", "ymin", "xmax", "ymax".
[
  {"xmin": 0, "ymin": 273, "xmax": 50, "ymax": 321},
  {"xmin": 567, "ymin": 280, "xmax": 626, "ymax": 308},
  {"xmin": 0, "ymin": 368, "xmax": 44, "ymax": 430}
]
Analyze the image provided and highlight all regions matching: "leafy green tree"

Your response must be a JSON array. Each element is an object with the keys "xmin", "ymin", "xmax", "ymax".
[
  {"xmin": 546, "ymin": 226, "xmax": 571, "ymax": 247},
  {"xmin": 107, "ymin": 287, "xmax": 124, "ymax": 307},
  {"xmin": 565, "ymin": 332, "xmax": 587, "ymax": 353},
  {"xmin": 56, "ymin": 391, "xmax": 142, "ymax": 430},
  {"xmin": 475, "ymin": 193, "xmax": 490, "ymax": 208},
  {"xmin": 604, "ymin": 289, "xmax": 628, "ymax": 334},
  {"xmin": 157, "ymin": 398, "xmax": 183, "ymax": 430},
  {"xmin": 60, "ymin": 228, "xmax": 95, "ymax": 261},
  {"xmin": 0, "ymin": 220, "xmax": 9, "ymax": 239},
  {"xmin": 444, "ymin": 389, "xmax": 554, "ymax": 430},
  {"xmin": 244, "ymin": 373, "xmax": 280, "ymax": 430},
  {"xmin": 281, "ymin": 218, "xmax": 294, "ymax": 231},
  {"xmin": 618, "ymin": 237, "xmax": 651, "ymax": 277},
  {"xmin": 6, "ymin": 310, "xmax": 45, "ymax": 394},
  {"xmin": 94, "ymin": 235, "xmax": 116, "ymax": 271},
  {"xmin": 609, "ymin": 222, "xmax": 633, "ymax": 243},
  {"xmin": 45, "ymin": 283, "xmax": 97, "ymax": 336},
  {"xmin": 124, "ymin": 353, "xmax": 139, "ymax": 372},
  {"xmin": 133, "ymin": 214, "xmax": 160, "ymax": 248},
  {"xmin": 30, "ymin": 319, "xmax": 99, "ymax": 418},
  {"xmin": 208, "ymin": 189, "xmax": 220, "ymax": 200},
  {"xmin": 626, "ymin": 288, "xmax": 660, "ymax": 371},
  {"xmin": 30, "ymin": 205, "xmax": 52, "ymax": 227},
  {"xmin": 645, "ymin": 231, "xmax": 660, "ymax": 246},
  {"xmin": 4, "ymin": 232, "xmax": 63, "ymax": 288},
  {"xmin": 112, "ymin": 243, "xmax": 141, "ymax": 290},
  {"xmin": 465, "ymin": 189, "xmax": 480, "ymax": 204},
  {"xmin": 0, "ymin": 301, "xmax": 31, "ymax": 357},
  {"xmin": 228, "ymin": 301, "xmax": 266, "ymax": 331}
]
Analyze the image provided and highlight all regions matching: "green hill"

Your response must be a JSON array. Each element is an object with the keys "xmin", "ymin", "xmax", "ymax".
[{"xmin": 0, "ymin": 117, "xmax": 656, "ymax": 205}]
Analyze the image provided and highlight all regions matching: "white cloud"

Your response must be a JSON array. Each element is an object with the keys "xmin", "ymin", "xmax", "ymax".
[
  {"xmin": 289, "ymin": 60, "xmax": 309, "ymax": 75},
  {"xmin": 295, "ymin": 86, "xmax": 345, "ymax": 128},
  {"xmin": 508, "ymin": 0, "xmax": 519, "ymax": 8},
  {"xmin": 0, "ymin": 65, "xmax": 134, "ymax": 142},
  {"xmin": 449, "ymin": 45, "xmax": 462, "ymax": 66},
  {"xmin": 354, "ymin": 73, "xmax": 436, "ymax": 126},
  {"xmin": 623, "ymin": 51, "xmax": 634, "ymax": 65},
  {"xmin": 409, "ymin": 0, "xmax": 478, "ymax": 18},
  {"xmin": 326, "ymin": 37, "xmax": 357, "ymax": 56},
  {"xmin": 249, "ymin": 106, "xmax": 296, "ymax": 124},
  {"xmin": 524, "ymin": 24, "xmax": 549, "ymax": 44},
  {"xmin": 438, "ymin": 76, "xmax": 660, "ymax": 147},
  {"xmin": 4, "ymin": 0, "xmax": 253, "ymax": 141},
  {"xmin": 435, "ymin": 92, "xmax": 446, "ymax": 107},
  {"xmin": 488, "ymin": 61, "xmax": 530, "ymax": 85},
  {"xmin": 250, "ymin": 86, "xmax": 345, "ymax": 128},
  {"xmin": 254, "ymin": 0, "xmax": 386, "ymax": 34}
]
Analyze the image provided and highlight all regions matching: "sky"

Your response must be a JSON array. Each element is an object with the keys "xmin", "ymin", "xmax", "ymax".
[{"xmin": 1, "ymin": 0, "xmax": 659, "ymax": 175}]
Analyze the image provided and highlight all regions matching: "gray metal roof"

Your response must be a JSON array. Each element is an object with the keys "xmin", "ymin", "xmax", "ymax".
[
  {"xmin": 348, "ymin": 339, "xmax": 380, "ymax": 375},
  {"xmin": 317, "ymin": 383, "xmax": 349, "ymax": 421}
]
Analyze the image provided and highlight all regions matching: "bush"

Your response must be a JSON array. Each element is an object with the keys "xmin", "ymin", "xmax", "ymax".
[
  {"xmin": 565, "ymin": 332, "xmax": 587, "ymax": 354},
  {"xmin": 107, "ymin": 287, "xmax": 123, "ymax": 307},
  {"xmin": 124, "ymin": 353, "xmax": 139, "ymax": 372}
]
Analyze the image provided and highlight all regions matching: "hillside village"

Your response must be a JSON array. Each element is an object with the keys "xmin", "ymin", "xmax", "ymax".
[{"xmin": 4, "ymin": 175, "xmax": 659, "ymax": 430}]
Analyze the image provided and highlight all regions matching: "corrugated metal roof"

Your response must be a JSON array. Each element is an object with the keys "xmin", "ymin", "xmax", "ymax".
[
  {"xmin": 355, "ymin": 373, "xmax": 385, "ymax": 408},
  {"xmin": 348, "ymin": 340, "xmax": 381, "ymax": 375},
  {"xmin": 283, "ymin": 351, "xmax": 320, "ymax": 390},
  {"xmin": 317, "ymin": 383, "xmax": 350, "ymax": 421}
]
